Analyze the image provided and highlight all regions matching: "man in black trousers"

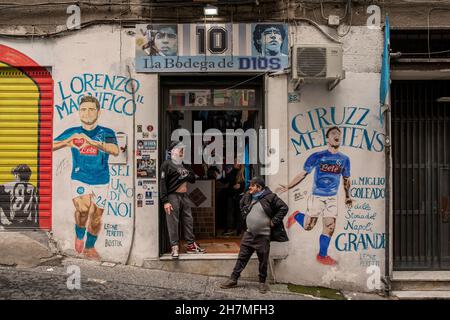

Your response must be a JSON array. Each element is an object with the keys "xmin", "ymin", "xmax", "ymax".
[{"xmin": 220, "ymin": 177, "xmax": 289, "ymax": 293}]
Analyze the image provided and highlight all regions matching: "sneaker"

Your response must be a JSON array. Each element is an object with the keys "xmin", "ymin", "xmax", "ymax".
[
  {"xmin": 287, "ymin": 211, "xmax": 300, "ymax": 228},
  {"xmin": 171, "ymin": 245, "xmax": 179, "ymax": 259},
  {"xmin": 316, "ymin": 254, "xmax": 337, "ymax": 266},
  {"xmin": 186, "ymin": 242, "xmax": 205, "ymax": 254},
  {"xmin": 220, "ymin": 278, "xmax": 237, "ymax": 289},
  {"xmin": 259, "ymin": 283, "xmax": 269, "ymax": 294}
]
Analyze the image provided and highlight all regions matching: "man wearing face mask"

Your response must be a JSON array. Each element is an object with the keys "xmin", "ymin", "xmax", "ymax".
[
  {"xmin": 220, "ymin": 177, "xmax": 288, "ymax": 294},
  {"xmin": 159, "ymin": 141, "xmax": 205, "ymax": 258}
]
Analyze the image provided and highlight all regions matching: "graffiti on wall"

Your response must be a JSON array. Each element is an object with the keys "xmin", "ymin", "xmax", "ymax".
[
  {"xmin": 290, "ymin": 106, "xmax": 385, "ymax": 155},
  {"xmin": 280, "ymin": 106, "xmax": 385, "ymax": 267},
  {"xmin": 55, "ymin": 73, "xmax": 144, "ymax": 120},
  {"xmin": 53, "ymin": 95, "xmax": 120, "ymax": 260},
  {"xmin": 0, "ymin": 165, "xmax": 39, "ymax": 228},
  {"xmin": 340, "ymin": 176, "xmax": 386, "ymax": 267},
  {"xmin": 104, "ymin": 164, "xmax": 133, "ymax": 249},
  {"xmin": 279, "ymin": 125, "xmax": 352, "ymax": 266},
  {"xmin": 0, "ymin": 44, "xmax": 54, "ymax": 230}
]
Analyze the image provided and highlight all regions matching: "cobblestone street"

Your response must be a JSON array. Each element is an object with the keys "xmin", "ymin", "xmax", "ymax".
[{"xmin": 0, "ymin": 257, "xmax": 314, "ymax": 300}]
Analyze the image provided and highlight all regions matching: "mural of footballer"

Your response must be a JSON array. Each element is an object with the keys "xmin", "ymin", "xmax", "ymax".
[
  {"xmin": 277, "ymin": 126, "xmax": 352, "ymax": 266},
  {"xmin": 53, "ymin": 95, "xmax": 119, "ymax": 260}
]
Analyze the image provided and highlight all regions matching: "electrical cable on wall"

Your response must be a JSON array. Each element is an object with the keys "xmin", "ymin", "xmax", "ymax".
[
  {"xmin": 0, "ymin": 1, "xmax": 343, "ymax": 40},
  {"xmin": 320, "ymin": 0, "xmax": 349, "ymax": 21},
  {"xmin": 337, "ymin": 0, "xmax": 353, "ymax": 37},
  {"xmin": 293, "ymin": 17, "xmax": 342, "ymax": 44}
]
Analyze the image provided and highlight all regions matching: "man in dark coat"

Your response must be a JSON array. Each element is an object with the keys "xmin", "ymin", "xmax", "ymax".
[
  {"xmin": 160, "ymin": 141, "xmax": 205, "ymax": 258},
  {"xmin": 220, "ymin": 177, "xmax": 288, "ymax": 293}
]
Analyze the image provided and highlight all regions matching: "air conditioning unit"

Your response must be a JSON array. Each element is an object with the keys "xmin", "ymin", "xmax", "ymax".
[{"xmin": 291, "ymin": 44, "xmax": 345, "ymax": 90}]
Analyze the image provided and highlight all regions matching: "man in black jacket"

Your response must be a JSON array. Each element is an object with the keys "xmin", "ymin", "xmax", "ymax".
[
  {"xmin": 220, "ymin": 177, "xmax": 288, "ymax": 293},
  {"xmin": 160, "ymin": 141, "xmax": 205, "ymax": 258}
]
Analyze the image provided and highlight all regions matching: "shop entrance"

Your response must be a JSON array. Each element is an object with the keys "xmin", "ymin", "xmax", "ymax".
[{"xmin": 159, "ymin": 75, "xmax": 264, "ymax": 256}]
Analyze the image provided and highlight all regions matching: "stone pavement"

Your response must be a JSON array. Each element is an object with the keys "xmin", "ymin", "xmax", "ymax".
[
  {"xmin": 0, "ymin": 231, "xmax": 388, "ymax": 300},
  {"xmin": 0, "ymin": 230, "xmax": 59, "ymax": 268}
]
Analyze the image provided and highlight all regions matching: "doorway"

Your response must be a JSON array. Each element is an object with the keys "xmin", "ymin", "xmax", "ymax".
[
  {"xmin": 158, "ymin": 75, "xmax": 264, "ymax": 255},
  {"xmin": 392, "ymin": 80, "xmax": 450, "ymax": 270}
]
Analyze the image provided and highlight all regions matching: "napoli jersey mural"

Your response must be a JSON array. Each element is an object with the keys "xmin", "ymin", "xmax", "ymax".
[
  {"xmin": 304, "ymin": 149, "xmax": 350, "ymax": 197},
  {"xmin": 54, "ymin": 125, "xmax": 117, "ymax": 186},
  {"xmin": 278, "ymin": 126, "xmax": 353, "ymax": 266},
  {"xmin": 53, "ymin": 95, "xmax": 119, "ymax": 261}
]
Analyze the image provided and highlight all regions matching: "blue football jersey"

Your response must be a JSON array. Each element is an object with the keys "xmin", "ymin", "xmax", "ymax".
[
  {"xmin": 54, "ymin": 126, "xmax": 117, "ymax": 185},
  {"xmin": 303, "ymin": 150, "xmax": 350, "ymax": 197}
]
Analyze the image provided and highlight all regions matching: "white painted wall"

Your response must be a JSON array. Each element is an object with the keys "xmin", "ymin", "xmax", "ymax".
[
  {"xmin": 2, "ymin": 24, "xmax": 386, "ymax": 292},
  {"xmin": 1, "ymin": 25, "xmax": 159, "ymax": 265},
  {"xmin": 266, "ymin": 26, "xmax": 385, "ymax": 292}
]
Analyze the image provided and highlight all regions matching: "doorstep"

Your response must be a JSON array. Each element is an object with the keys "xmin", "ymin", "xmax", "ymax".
[
  {"xmin": 391, "ymin": 271, "xmax": 450, "ymax": 292},
  {"xmin": 143, "ymin": 253, "xmax": 263, "ymax": 281},
  {"xmin": 392, "ymin": 290, "xmax": 450, "ymax": 300},
  {"xmin": 392, "ymin": 271, "xmax": 450, "ymax": 281},
  {"xmin": 159, "ymin": 253, "xmax": 257, "ymax": 261}
]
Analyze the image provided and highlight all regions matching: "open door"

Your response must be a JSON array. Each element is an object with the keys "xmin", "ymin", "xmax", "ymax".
[{"xmin": 158, "ymin": 75, "xmax": 264, "ymax": 255}]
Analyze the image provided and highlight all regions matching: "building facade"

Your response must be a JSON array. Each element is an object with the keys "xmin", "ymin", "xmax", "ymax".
[{"xmin": 1, "ymin": 0, "xmax": 449, "ymax": 294}]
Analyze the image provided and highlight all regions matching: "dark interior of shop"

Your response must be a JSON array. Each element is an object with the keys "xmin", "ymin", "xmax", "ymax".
[{"xmin": 159, "ymin": 75, "xmax": 264, "ymax": 255}]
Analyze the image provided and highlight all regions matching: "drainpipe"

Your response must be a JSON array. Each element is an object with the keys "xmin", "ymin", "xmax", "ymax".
[
  {"xmin": 125, "ymin": 64, "xmax": 137, "ymax": 266},
  {"xmin": 384, "ymin": 103, "xmax": 392, "ymax": 297}
]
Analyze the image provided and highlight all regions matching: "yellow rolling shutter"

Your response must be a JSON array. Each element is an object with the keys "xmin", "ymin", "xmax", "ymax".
[{"xmin": 0, "ymin": 64, "xmax": 53, "ymax": 230}]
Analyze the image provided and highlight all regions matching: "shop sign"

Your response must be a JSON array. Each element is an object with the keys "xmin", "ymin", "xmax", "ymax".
[{"xmin": 135, "ymin": 23, "xmax": 289, "ymax": 72}]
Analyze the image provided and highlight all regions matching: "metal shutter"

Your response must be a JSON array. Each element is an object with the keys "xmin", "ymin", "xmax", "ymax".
[{"xmin": 0, "ymin": 65, "xmax": 53, "ymax": 230}]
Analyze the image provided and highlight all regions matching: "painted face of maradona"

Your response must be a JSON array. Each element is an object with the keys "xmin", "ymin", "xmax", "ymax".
[
  {"xmin": 327, "ymin": 128, "xmax": 342, "ymax": 149},
  {"xmin": 261, "ymin": 26, "xmax": 283, "ymax": 56},
  {"xmin": 154, "ymin": 27, "xmax": 177, "ymax": 56}
]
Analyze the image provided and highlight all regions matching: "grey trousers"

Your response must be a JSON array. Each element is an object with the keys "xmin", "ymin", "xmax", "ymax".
[
  {"xmin": 231, "ymin": 231, "xmax": 271, "ymax": 283},
  {"xmin": 166, "ymin": 193, "xmax": 195, "ymax": 246}
]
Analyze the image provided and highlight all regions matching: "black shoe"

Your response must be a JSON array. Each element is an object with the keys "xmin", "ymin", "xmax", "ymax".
[
  {"xmin": 259, "ymin": 282, "xmax": 269, "ymax": 294},
  {"xmin": 220, "ymin": 278, "xmax": 237, "ymax": 289}
]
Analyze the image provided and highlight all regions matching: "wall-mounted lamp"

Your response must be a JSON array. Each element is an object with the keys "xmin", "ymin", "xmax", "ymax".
[
  {"xmin": 204, "ymin": 4, "xmax": 218, "ymax": 16},
  {"xmin": 437, "ymin": 97, "xmax": 450, "ymax": 103}
]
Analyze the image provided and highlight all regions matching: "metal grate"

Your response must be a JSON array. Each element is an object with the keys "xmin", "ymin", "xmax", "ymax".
[
  {"xmin": 392, "ymin": 80, "xmax": 450, "ymax": 270},
  {"xmin": 296, "ymin": 47, "xmax": 327, "ymax": 78},
  {"xmin": 391, "ymin": 29, "xmax": 450, "ymax": 59}
]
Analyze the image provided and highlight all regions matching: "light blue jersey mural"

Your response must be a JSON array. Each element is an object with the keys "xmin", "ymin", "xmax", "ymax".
[
  {"xmin": 53, "ymin": 95, "xmax": 119, "ymax": 261},
  {"xmin": 277, "ymin": 126, "xmax": 353, "ymax": 266},
  {"xmin": 304, "ymin": 150, "xmax": 351, "ymax": 197},
  {"xmin": 54, "ymin": 126, "xmax": 117, "ymax": 185}
]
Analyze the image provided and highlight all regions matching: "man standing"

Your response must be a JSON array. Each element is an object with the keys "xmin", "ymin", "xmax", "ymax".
[
  {"xmin": 220, "ymin": 177, "xmax": 288, "ymax": 294},
  {"xmin": 277, "ymin": 126, "xmax": 352, "ymax": 266},
  {"xmin": 160, "ymin": 141, "xmax": 205, "ymax": 258},
  {"xmin": 53, "ymin": 95, "xmax": 119, "ymax": 260},
  {"xmin": 253, "ymin": 24, "xmax": 287, "ymax": 57}
]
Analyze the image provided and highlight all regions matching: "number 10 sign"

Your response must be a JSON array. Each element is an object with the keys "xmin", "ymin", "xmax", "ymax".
[{"xmin": 135, "ymin": 23, "xmax": 289, "ymax": 73}]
